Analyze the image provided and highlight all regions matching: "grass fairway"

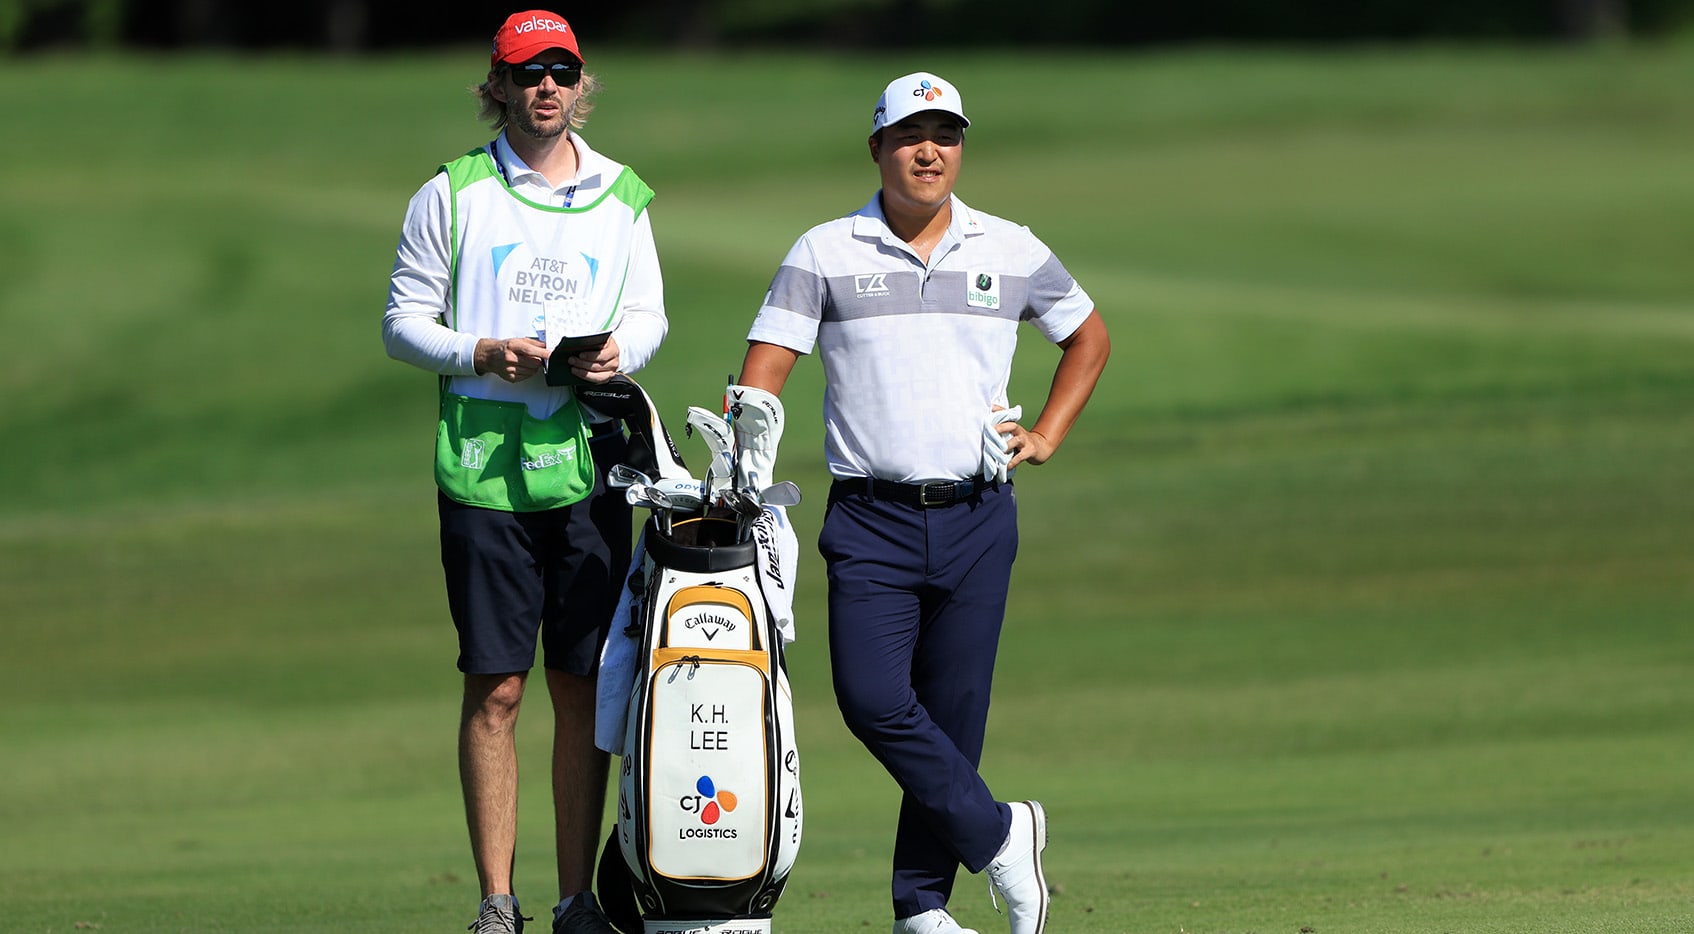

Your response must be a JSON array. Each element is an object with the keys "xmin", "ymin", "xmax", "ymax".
[{"xmin": 3, "ymin": 44, "xmax": 1693, "ymax": 932}]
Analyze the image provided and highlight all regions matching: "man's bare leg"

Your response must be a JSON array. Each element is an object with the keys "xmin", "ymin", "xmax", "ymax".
[
  {"xmin": 548, "ymin": 667, "xmax": 609, "ymax": 900},
  {"xmin": 461, "ymin": 671, "xmax": 529, "ymax": 897}
]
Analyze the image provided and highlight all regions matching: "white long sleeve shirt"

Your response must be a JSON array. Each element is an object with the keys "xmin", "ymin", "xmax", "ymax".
[{"xmin": 383, "ymin": 131, "xmax": 667, "ymax": 385}]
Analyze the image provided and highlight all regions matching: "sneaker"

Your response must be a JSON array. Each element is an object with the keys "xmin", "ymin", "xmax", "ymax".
[
  {"xmin": 552, "ymin": 891, "xmax": 619, "ymax": 934},
  {"xmin": 893, "ymin": 908, "xmax": 980, "ymax": 934},
  {"xmin": 469, "ymin": 894, "xmax": 529, "ymax": 934},
  {"xmin": 985, "ymin": 800, "xmax": 1049, "ymax": 934}
]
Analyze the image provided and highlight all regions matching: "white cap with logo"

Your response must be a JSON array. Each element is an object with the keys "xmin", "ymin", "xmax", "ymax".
[{"xmin": 870, "ymin": 72, "xmax": 970, "ymax": 134}]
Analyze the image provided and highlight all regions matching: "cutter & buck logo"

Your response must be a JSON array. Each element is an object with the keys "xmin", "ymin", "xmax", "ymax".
[{"xmin": 854, "ymin": 273, "xmax": 890, "ymax": 298}]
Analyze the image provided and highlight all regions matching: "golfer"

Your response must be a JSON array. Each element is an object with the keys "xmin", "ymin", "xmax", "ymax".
[
  {"xmin": 736, "ymin": 72, "xmax": 1110, "ymax": 934},
  {"xmin": 381, "ymin": 10, "xmax": 664, "ymax": 934}
]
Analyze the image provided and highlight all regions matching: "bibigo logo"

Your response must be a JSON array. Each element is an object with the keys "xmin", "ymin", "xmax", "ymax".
[
  {"xmin": 681, "ymin": 774, "xmax": 738, "ymax": 825},
  {"xmin": 911, "ymin": 79, "xmax": 944, "ymax": 102}
]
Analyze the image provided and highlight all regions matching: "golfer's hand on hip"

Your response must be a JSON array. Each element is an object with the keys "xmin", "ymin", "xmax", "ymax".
[{"xmin": 1005, "ymin": 424, "xmax": 1055, "ymax": 469}]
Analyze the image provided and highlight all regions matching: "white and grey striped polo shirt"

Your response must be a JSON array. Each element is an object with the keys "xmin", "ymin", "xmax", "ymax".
[{"xmin": 747, "ymin": 193, "xmax": 1095, "ymax": 482}]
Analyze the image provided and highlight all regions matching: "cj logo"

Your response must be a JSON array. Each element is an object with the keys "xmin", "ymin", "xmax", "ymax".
[
  {"xmin": 680, "ymin": 775, "xmax": 738, "ymax": 825},
  {"xmin": 911, "ymin": 80, "xmax": 944, "ymax": 103}
]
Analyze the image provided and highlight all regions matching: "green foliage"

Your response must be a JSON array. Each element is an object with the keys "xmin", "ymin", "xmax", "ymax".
[{"xmin": 2, "ymin": 45, "xmax": 1692, "ymax": 932}]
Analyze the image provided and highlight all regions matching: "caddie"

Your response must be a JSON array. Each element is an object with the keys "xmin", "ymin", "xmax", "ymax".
[
  {"xmin": 735, "ymin": 71, "xmax": 1110, "ymax": 934},
  {"xmin": 381, "ymin": 9, "xmax": 665, "ymax": 933}
]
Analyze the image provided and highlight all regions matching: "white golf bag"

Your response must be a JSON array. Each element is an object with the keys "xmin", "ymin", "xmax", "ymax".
[{"xmin": 596, "ymin": 382, "xmax": 802, "ymax": 934}]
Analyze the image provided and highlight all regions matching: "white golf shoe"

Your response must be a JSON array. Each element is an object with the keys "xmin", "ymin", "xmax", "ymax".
[
  {"xmin": 985, "ymin": 800, "xmax": 1049, "ymax": 934},
  {"xmin": 893, "ymin": 907, "xmax": 979, "ymax": 934}
]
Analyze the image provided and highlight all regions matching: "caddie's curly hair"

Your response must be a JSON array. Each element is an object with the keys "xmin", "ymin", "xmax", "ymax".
[{"xmin": 472, "ymin": 68, "xmax": 600, "ymax": 133}]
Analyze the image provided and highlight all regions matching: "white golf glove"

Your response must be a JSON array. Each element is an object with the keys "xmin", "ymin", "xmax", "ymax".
[
  {"xmin": 727, "ymin": 384, "xmax": 784, "ymax": 491},
  {"xmin": 981, "ymin": 405, "xmax": 1022, "ymax": 484}
]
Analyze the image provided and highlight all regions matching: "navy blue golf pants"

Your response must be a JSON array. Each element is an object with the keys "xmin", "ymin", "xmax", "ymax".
[{"xmin": 820, "ymin": 482, "xmax": 1018, "ymax": 919}]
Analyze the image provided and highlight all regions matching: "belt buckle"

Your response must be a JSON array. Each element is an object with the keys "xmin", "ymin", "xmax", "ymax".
[{"xmin": 918, "ymin": 482, "xmax": 952, "ymax": 507}]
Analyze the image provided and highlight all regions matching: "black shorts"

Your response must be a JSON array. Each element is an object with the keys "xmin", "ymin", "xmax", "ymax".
[{"xmin": 438, "ymin": 426, "xmax": 633, "ymax": 676}]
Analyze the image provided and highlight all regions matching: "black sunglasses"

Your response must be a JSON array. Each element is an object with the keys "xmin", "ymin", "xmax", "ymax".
[{"xmin": 506, "ymin": 62, "xmax": 582, "ymax": 88}]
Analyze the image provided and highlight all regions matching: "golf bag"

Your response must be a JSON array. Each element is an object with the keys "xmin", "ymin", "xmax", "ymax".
[{"xmin": 595, "ymin": 381, "xmax": 802, "ymax": 934}]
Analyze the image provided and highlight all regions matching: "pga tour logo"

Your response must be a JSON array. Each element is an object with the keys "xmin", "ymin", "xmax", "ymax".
[{"xmin": 460, "ymin": 439, "xmax": 486, "ymax": 470}]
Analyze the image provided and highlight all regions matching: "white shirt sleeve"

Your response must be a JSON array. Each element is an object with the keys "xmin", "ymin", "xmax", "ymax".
[
  {"xmin": 610, "ymin": 207, "xmax": 667, "ymax": 374},
  {"xmin": 381, "ymin": 173, "xmax": 481, "ymax": 376},
  {"xmin": 745, "ymin": 233, "xmax": 823, "ymax": 354}
]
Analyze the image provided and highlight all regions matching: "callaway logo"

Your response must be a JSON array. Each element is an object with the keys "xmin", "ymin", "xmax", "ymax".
[
  {"xmin": 912, "ymin": 79, "xmax": 944, "ymax": 102},
  {"xmin": 684, "ymin": 611, "xmax": 739, "ymax": 641},
  {"xmin": 854, "ymin": 273, "xmax": 890, "ymax": 298},
  {"xmin": 729, "ymin": 388, "xmax": 781, "ymax": 428}
]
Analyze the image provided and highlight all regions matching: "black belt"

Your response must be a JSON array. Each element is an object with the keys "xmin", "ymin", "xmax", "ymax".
[{"xmin": 833, "ymin": 477, "xmax": 986, "ymax": 508}]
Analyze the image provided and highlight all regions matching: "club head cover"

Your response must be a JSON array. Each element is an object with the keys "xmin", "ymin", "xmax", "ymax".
[
  {"xmin": 575, "ymin": 374, "xmax": 691, "ymax": 481},
  {"xmin": 727, "ymin": 384, "xmax": 784, "ymax": 490},
  {"xmin": 684, "ymin": 405, "xmax": 736, "ymax": 497}
]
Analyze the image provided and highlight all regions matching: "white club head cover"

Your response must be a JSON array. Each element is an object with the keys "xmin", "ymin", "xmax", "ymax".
[
  {"xmin": 685, "ymin": 405, "xmax": 735, "ymax": 498},
  {"xmin": 728, "ymin": 385, "xmax": 784, "ymax": 490},
  {"xmin": 981, "ymin": 405, "xmax": 1023, "ymax": 483}
]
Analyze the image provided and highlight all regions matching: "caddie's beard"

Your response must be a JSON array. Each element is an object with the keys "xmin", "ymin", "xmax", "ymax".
[{"xmin": 508, "ymin": 100, "xmax": 570, "ymax": 141}]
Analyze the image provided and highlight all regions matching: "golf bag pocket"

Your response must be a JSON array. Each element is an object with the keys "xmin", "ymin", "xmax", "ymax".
[
  {"xmin": 641, "ymin": 649, "xmax": 773, "ymax": 882},
  {"xmin": 664, "ymin": 586, "xmax": 760, "ymax": 652},
  {"xmin": 434, "ymin": 392, "xmax": 594, "ymax": 512},
  {"xmin": 514, "ymin": 396, "xmax": 594, "ymax": 510}
]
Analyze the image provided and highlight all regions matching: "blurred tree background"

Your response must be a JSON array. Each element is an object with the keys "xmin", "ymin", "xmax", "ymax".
[{"xmin": 3, "ymin": 0, "xmax": 1689, "ymax": 53}]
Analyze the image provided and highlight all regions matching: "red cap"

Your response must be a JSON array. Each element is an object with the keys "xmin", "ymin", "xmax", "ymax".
[{"xmin": 491, "ymin": 11, "xmax": 582, "ymax": 67}]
